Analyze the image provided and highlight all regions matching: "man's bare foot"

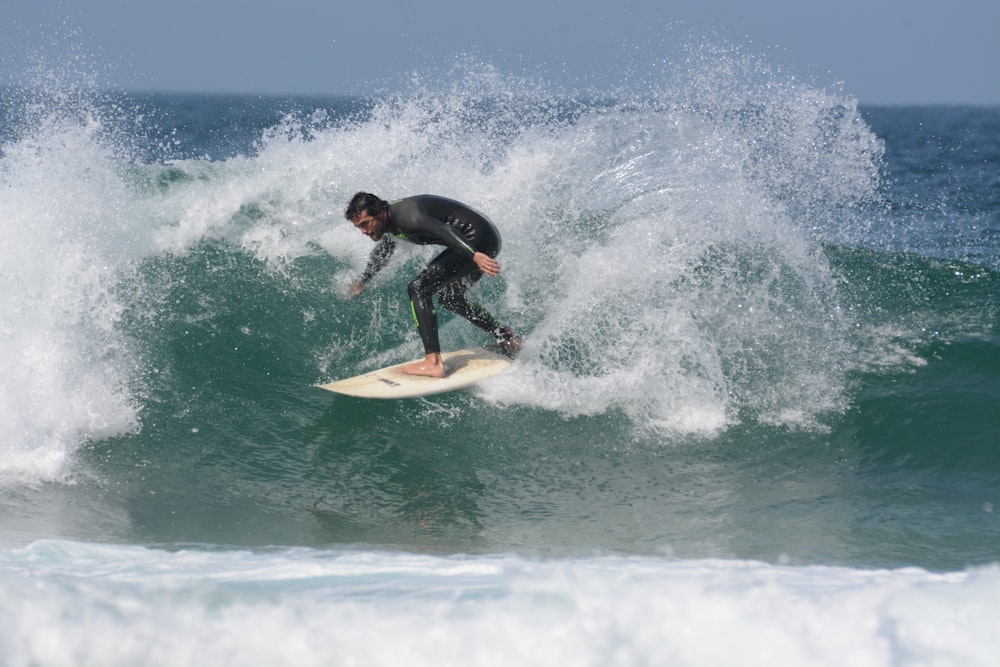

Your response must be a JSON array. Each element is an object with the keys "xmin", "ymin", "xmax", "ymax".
[{"xmin": 399, "ymin": 354, "xmax": 446, "ymax": 378}]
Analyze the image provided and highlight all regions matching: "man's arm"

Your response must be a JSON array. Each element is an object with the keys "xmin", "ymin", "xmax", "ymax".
[
  {"xmin": 392, "ymin": 198, "xmax": 479, "ymax": 257},
  {"xmin": 407, "ymin": 212, "xmax": 478, "ymax": 256},
  {"xmin": 351, "ymin": 235, "xmax": 396, "ymax": 295},
  {"xmin": 402, "ymin": 211, "xmax": 501, "ymax": 276}
]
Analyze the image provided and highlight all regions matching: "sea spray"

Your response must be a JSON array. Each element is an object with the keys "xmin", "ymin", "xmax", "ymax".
[
  {"xmin": 0, "ymin": 48, "xmax": 890, "ymax": 492},
  {"xmin": 0, "ymin": 90, "xmax": 143, "ymax": 482}
]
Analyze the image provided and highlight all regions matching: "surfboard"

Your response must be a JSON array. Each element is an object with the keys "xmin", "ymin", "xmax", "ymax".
[{"xmin": 316, "ymin": 348, "xmax": 512, "ymax": 399}]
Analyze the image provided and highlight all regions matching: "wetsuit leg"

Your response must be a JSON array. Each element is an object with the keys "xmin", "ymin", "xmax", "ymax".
[
  {"xmin": 437, "ymin": 277, "xmax": 503, "ymax": 334},
  {"xmin": 407, "ymin": 249, "xmax": 481, "ymax": 354}
]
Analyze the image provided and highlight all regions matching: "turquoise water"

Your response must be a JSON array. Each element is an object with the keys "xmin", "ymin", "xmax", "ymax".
[{"xmin": 1, "ymin": 52, "xmax": 998, "ymax": 665}]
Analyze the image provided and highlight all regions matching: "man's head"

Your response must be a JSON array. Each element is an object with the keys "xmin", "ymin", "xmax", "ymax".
[{"xmin": 345, "ymin": 192, "xmax": 391, "ymax": 241}]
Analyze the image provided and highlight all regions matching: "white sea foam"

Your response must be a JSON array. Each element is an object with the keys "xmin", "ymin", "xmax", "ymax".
[
  {"xmin": 232, "ymin": 77, "xmax": 879, "ymax": 436},
  {"xmin": 0, "ymin": 541, "xmax": 996, "ymax": 667},
  {"xmin": 0, "ymin": 103, "xmax": 141, "ymax": 483}
]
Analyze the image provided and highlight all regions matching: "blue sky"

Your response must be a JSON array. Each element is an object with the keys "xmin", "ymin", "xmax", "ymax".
[{"xmin": 3, "ymin": 0, "xmax": 998, "ymax": 104}]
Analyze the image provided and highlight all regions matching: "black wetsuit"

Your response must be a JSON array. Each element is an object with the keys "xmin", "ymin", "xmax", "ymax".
[{"xmin": 359, "ymin": 195, "xmax": 505, "ymax": 354}]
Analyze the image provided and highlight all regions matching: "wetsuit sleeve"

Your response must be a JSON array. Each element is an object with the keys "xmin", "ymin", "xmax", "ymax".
[
  {"xmin": 359, "ymin": 236, "xmax": 396, "ymax": 283},
  {"xmin": 398, "ymin": 209, "xmax": 478, "ymax": 257}
]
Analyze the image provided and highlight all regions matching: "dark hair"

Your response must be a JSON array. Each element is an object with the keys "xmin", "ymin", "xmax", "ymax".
[{"xmin": 344, "ymin": 192, "xmax": 389, "ymax": 220}]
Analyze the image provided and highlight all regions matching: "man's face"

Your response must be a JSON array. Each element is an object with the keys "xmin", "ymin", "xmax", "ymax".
[{"xmin": 351, "ymin": 210, "xmax": 387, "ymax": 241}]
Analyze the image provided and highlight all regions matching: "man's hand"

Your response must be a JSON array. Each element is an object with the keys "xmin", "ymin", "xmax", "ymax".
[
  {"xmin": 348, "ymin": 280, "xmax": 365, "ymax": 297},
  {"xmin": 473, "ymin": 252, "xmax": 501, "ymax": 277}
]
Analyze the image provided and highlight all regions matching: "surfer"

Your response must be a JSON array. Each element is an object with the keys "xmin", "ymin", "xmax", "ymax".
[{"xmin": 345, "ymin": 192, "xmax": 522, "ymax": 378}]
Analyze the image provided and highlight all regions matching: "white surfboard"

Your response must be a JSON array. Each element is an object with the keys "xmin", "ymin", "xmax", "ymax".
[{"xmin": 316, "ymin": 348, "xmax": 512, "ymax": 399}]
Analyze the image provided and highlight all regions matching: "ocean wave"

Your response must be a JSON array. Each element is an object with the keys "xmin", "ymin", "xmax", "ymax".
[{"xmin": 1, "ymin": 540, "xmax": 998, "ymax": 667}]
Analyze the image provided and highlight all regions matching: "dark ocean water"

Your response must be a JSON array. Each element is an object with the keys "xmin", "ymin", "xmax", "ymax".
[{"xmin": 1, "ymin": 57, "xmax": 998, "ymax": 665}]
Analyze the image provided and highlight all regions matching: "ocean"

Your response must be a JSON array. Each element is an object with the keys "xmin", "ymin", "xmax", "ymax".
[{"xmin": 1, "ymin": 53, "xmax": 998, "ymax": 665}]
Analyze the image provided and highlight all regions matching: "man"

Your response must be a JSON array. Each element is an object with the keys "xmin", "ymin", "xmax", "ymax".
[{"xmin": 345, "ymin": 192, "xmax": 522, "ymax": 378}]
